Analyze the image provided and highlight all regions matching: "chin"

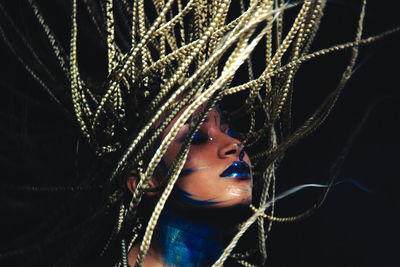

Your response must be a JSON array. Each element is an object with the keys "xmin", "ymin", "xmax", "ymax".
[{"xmin": 234, "ymin": 195, "xmax": 252, "ymax": 206}]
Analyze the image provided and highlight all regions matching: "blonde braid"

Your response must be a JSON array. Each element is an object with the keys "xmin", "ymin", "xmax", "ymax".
[
  {"xmin": 70, "ymin": 0, "xmax": 91, "ymax": 142},
  {"xmin": 91, "ymin": 0, "xmax": 177, "ymax": 132},
  {"xmin": 245, "ymin": 1, "xmax": 312, "ymax": 109},
  {"xmin": 28, "ymin": 0, "xmax": 69, "ymax": 77},
  {"xmin": 4, "ymin": 2, "xmax": 399, "ymax": 266}
]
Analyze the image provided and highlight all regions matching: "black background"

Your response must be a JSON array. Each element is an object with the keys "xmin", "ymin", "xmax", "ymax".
[
  {"xmin": 265, "ymin": 1, "xmax": 400, "ymax": 267},
  {"xmin": 1, "ymin": 1, "xmax": 399, "ymax": 266}
]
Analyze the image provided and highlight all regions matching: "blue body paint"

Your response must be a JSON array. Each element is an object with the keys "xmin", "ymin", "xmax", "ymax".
[
  {"xmin": 179, "ymin": 168, "xmax": 196, "ymax": 177},
  {"xmin": 179, "ymin": 166, "xmax": 210, "ymax": 178},
  {"xmin": 153, "ymin": 105, "xmax": 249, "ymax": 265},
  {"xmin": 158, "ymin": 203, "xmax": 223, "ymax": 266}
]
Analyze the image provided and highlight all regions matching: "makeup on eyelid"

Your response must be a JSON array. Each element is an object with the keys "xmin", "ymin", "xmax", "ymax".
[{"xmin": 161, "ymin": 106, "xmax": 253, "ymax": 208}]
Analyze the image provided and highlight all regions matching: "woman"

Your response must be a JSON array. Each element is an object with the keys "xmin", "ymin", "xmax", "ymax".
[
  {"xmin": 0, "ymin": 0, "xmax": 398, "ymax": 266},
  {"xmin": 126, "ymin": 105, "xmax": 253, "ymax": 266}
]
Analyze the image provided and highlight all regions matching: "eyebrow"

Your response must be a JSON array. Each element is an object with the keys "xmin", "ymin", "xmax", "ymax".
[
  {"xmin": 214, "ymin": 113, "xmax": 219, "ymax": 125},
  {"xmin": 184, "ymin": 112, "xmax": 210, "ymax": 125}
]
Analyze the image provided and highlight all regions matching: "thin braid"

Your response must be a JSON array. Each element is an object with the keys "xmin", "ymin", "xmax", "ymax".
[
  {"xmin": 135, "ymin": 92, "xmax": 221, "ymax": 266},
  {"xmin": 149, "ymin": 0, "xmax": 231, "ymax": 110},
  {"xmin": 0, "ymin": 2, "xmax": 57, "ymax": 83},
  {"xmin": 244, "ymin": 1, "xmax": 312, "ymax": 109},
  {"xmin": 257, "ymin": 130, "xmax": 277, "ymax": 263},
  {"xmin": 82, "ymin": 0, "xmax": 106, "ymax": 42},
  {"xmin": 28, "ymin": 0, "xmax": 70, "ymax": 78},
  {"xmin": 135, "ymin": 148, "xmax": 189, "ymax": 266},
  {"xmin": 133, "ymin": 24, "xmax": 274, "ymax": 261},
  {"xmin": 109, "ymin": 2, "xmax": 274, "ymax": 183},
  {"xmin": 140, "ymin": 25, "xmax": 266, "ymax": 197},
  {"xmin": 91, "ymin": 0, "xmax": 177, "ymax": 132},
  {"xmin": 70, "ymin": 0, "xmax": 91, "ymax": 142},
  {"xmin": 0, "ymin": 20, "xmax": 66, "ymax": 113},
  {"xmin": 2, "ymin": 1, "xmax": 399, "ymax": 266},
  {"xmin": 223, "ymin": 25, "xmax": 400, "ymax": 97},
  {"xmin": 257, "ymin": 11, "xmax": 368, "ymax": 176},
  {"xmin": 106, "ymin": 0, "xmax": 116, "ymax": 75},
  {"xmin": 213, "ymin": 197, "xmax": 277, "ymax": 266}
]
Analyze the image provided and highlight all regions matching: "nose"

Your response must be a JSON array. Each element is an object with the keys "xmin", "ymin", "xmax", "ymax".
[{"xmin": 218, "ymin": 139, "xmax": 243, "ymax": 159}]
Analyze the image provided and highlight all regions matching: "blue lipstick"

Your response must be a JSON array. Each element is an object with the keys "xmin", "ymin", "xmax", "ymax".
[{"xmin": 220, "ymin": 161, "xmax": 251, "ymax": 178}]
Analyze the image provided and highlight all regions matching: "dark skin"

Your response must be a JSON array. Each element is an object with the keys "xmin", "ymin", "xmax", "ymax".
[{"xmin": 126, "ymin": 106, "xmax": 253, "ymax": 266}]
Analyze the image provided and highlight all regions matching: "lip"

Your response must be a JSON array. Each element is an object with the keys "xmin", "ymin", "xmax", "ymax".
[{"xmin": 220, "ymin": 161, "xmax": 251, "ymax": 179}]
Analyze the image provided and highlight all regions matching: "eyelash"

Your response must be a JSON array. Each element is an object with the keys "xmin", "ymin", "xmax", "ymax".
[
  {"xmin": 187, "ymin": 122, "xmax": 235, "ymax": 145},
  {"xmin": 221, "ymin": 122, "xmax": 238, "ymax": 139},
  {"xmin": 191, "ymin": 131, "xmax": 209, "ymax": 145},
  {"xmin": 220, "ymin": 123, "xmax": 229, "ymax": 134}
]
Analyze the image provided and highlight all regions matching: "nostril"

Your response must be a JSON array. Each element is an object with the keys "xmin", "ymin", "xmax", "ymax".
[{"xmin": 225, "ymin": 149, "xmax": 237, "ymax": 155}]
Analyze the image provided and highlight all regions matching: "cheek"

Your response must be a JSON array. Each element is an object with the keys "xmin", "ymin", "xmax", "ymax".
[
  {"xmin": 163, "ymin": 143, "xmax": 183, "ymax": 167},
  {"xmin": 181, "ymin": 145, "xmax": 214, "ymax": 169},
  {"xmin": 162, "ymin": 144, "xmax": 212, "ymax": 181}
]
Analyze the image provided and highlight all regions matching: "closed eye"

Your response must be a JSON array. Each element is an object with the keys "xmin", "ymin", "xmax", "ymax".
[
  {"xmin": 220, "ymin": 122, "xmax": 237, "ymax": 138},
  {"xmin": 227, "ymin": 126, "xmax": 237, "ymax": 138},
  {"xmin": 220, "ymin": 123, "xmax": 229, "ymax": 134},
  {"xmin": 191, "ymin": 131, "xmax": 209, "ymax": 145}
]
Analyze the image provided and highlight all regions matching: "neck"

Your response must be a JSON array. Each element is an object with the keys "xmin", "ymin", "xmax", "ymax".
[{"xmin": 154, "ymin": 203, "xmax": 224, "ymax": 267}]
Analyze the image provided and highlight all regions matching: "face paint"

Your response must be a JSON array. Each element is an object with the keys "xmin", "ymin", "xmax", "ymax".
[
  {"xmin": 179, "ymin": 166, "xmax": 210, "ymax": 177},
  {"xmin": 161, "ymin": 106, "xmax": 253, "ymax": 208},
  {"xmin": 173, "ymin": 187, "xmax": 232, "ymax": 206},
  {"xmin": 216, "ymin": 104, "xmax": 238, "ymax": 140},
  {"xmin": 227, "ymin": 125, "xmax": 238, "ymax": 139}
]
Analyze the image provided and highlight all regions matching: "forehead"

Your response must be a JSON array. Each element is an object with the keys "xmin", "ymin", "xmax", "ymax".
[
  {"xmin": 191, "ymin": 104, "xmax": 221, "ymax": 122},
  {"xmin": 162, "ymin": 105, "xmax": 221, "ymax": 138}
]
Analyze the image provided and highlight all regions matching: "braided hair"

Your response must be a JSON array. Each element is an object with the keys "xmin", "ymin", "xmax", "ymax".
[{"xmin": 0, "ymin": 0, "xmax": 399, "ymax": 266}]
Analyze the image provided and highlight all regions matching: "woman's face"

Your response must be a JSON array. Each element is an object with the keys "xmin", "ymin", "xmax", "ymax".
[{"xmin": 161, "ymin": 105, "xmax": 252, "ymax": 208}]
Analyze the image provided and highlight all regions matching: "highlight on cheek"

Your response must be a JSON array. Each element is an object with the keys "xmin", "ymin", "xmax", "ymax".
[{"xmin": 226, "ymin": 185, "xmax": 251, "ymax": 196}]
